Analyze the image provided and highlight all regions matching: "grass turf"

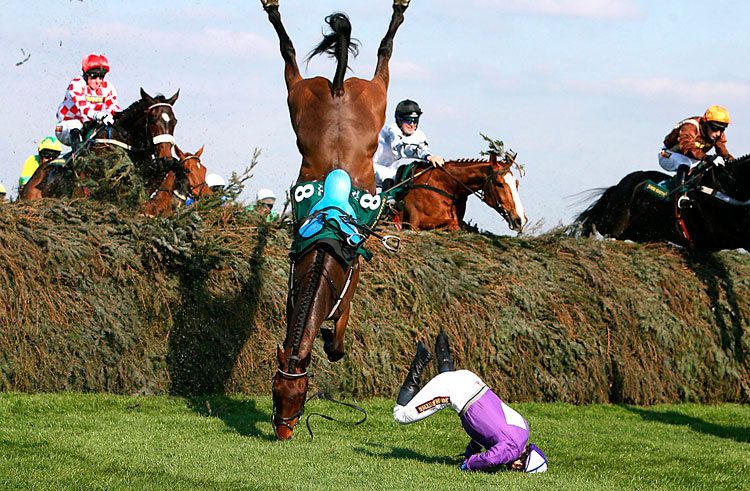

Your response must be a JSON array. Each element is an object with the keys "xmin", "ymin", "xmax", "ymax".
[{"xmin": 0, "ymin": 394, "xmax": 747, "ymax": 490}]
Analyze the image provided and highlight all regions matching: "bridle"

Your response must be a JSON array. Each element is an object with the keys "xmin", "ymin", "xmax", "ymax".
[
  {"xmin": 480, "ymin": 166, "xmax": 515, "ymax": 226},
  {"xmin": 175, "ymin": 155, "xmax": 209, "ymax": 197},
  {"xmin": 272, "ymin": 368, "xmax": 309, "ymax": 433},
  {"xmin": 91, "ymin": 102, "xmax": 176, "ymax": 155}
]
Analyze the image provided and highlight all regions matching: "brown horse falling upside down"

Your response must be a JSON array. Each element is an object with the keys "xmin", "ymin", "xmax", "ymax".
[{"xmin": 260, "ymin": 0, "xmax": 412, "ymax": 439}]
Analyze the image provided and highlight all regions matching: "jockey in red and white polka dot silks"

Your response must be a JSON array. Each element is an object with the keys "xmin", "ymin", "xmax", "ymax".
[{"xmin": 55, "ymin": 53, "xmax": 121, "ymax": 147}]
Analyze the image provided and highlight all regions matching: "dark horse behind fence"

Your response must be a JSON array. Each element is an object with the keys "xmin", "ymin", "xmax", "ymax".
[
  {"xmin": 397, "ymin": 154, "xmax": 528, "ymax": 231},
  {"xmin": 574, "ymin": 154, "xmax": 750, "ymax": 251},
  {"xmin": 261, "ymin": 0, "xmax": 411, "ymax": 439},
  {"xmin": 21, "ymin": 88, "xmax": 179, "ymax": 200}
]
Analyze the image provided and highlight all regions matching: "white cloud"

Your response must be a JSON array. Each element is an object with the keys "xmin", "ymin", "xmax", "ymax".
[
  {"xmin": 587, "ymin": 76, "xmax": 750, "ymax": 100},
  {"xmin": 460, "ymin": 0, "xmax": 643, "ymax": 19}
]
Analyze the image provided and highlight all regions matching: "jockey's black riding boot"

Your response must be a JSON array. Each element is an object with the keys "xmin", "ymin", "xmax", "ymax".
[
  {"xmin": 435, "ymin": 330, "xmax": 455, "ymax": 373},
  {"xmin": 396, "ymin": 341, "xmax": 432, "ymax": 406},
  {"xmin": 675, "ymin": 164, "xmax": 692, "ymax": 209},
  {"xmin": 70, "ymin": 129, "xmax": 83, "ymax": 152}
]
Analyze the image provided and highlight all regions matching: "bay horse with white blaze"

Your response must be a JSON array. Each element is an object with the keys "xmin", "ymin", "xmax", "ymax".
[
  {"xmin": 399, "ymin": 154, "xmax": 528, "ymax": 231},
  {"xmin": 21, "ymin": 88, "xmax": 178, "ymax": 200},
  {"xmin": 261, "ymin": 0, "xmax": 412, "ymax": 439}
]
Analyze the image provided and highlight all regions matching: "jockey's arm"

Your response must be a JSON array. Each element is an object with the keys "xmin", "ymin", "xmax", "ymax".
[
  {"xmin": 714, "ymin": 133, "xmax": 733, "ymax": 161},
  {"xmin": 105, "ymin": 84, "xmax": 122, "ymax": 114},
  {"xmin": 677, "ymin": 124, "xmax": 707, "ymax": 160}
]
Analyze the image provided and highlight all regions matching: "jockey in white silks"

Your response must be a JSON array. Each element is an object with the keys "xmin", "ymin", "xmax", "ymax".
[{"xmin": 372, "ymin": 99, "xmax": 444, "ymax": 189}]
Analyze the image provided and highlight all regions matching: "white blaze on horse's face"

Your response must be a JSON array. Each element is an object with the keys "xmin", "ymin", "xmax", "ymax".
[
  {"xmin": 503, "ymin": 172, "xmax": 528, "ymax": 229},
  {"xmin": 161, "ymin": 113, "xmax": 171, "ymax": 123}
]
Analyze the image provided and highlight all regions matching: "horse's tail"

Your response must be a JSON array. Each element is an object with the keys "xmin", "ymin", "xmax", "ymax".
[
  {"xmin": 305, "ymin": 13, "xmax": 360, "ymax": 95},
  {"xmin": 570, "ymin": 187, "xmax": 612, "ymax": 236}
]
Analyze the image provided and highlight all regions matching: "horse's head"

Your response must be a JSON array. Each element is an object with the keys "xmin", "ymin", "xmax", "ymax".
[
  {"xmin": 272, "ymin": 345, "xmax": 310, "ymax": 440},
  {"xmin": 140, "ymin": 88, "xmax": 179, "ymax": 161},
  {"xmin": 174, "ymin": 145, "xmax": 211, "ymax": 198},
  {"xmin": 483, "ymin": 153, "xmax": 528, "ymax": 232}
]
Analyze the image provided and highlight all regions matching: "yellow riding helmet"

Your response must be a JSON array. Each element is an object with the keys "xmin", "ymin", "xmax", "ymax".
[
  {"xmin": 703, "ymin": 105, "xmax": 731, "ymax": 125},
  {"xmin": 38, "ymin": 136, "xmax": 63, "ymax": 154},
  {"xmin": 0, "ymin": 184, "xmax": 6, "ymax": 194}
]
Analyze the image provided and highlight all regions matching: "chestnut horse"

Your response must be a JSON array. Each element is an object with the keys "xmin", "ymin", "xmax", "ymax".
[
  {"xmin": 261, "ymin": 0, "xmax": 411, "ymax": 439},
  {"xmin": 21, "ymin": 89, "xmax": 178, "ymax": 200},
  {"xmin": 144, "ymin": 146, "xmax": 211, "ymax": 217},
  {"xmin": 399, "ymin": 154, "xmax": 528, "ymax": 231}
]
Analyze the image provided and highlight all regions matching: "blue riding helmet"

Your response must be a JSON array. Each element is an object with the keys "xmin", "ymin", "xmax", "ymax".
[{"xmin": 298, "ymin": 169, "xmax": 362, "ymax": 245}]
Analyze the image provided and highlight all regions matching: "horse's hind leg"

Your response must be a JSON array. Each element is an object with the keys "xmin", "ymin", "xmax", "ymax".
[
  {"xmin": 374, "ymin": 1, "xmax": 411, "ymax": 83},
  {"xmin": 261, "ymin": 0, "xmax": 301, "ymax": 88}
]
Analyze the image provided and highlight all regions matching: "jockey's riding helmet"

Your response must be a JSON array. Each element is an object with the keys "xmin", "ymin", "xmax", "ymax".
[
  {"xmin": 82, "ymin": 53, "xmax": 111, "ymax": 75},
  {"xmin": 38, "ymin": 136, "xmax": 62, "ymax": 154},
  {"xmin": 205, "ymin": 173, "xmax": 226, "ymax": 189},
  {"xmin": 395, "ymin": 99, "xmax": 422, "ymax": 121},
  {"xmin": 0, "ymin": 184, "xmax": 6, "ymax": 195},
  {"xmin": 256, "ymin": 188, "xmax": 276, "ymax": 202},
  {"xmin": 703, "ymin": 105, "xmax": 730, "ymax": 128}
]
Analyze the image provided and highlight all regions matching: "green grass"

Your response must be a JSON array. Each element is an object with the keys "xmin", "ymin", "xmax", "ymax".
[{"xmin": 0, "ymin": 394, "xmax": 747, "ymax": 490}]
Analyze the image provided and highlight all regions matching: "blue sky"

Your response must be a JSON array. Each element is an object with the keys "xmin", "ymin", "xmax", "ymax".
[{"xmin": 2, "ymin": 0, "xmax": 749, "ymax": 234}]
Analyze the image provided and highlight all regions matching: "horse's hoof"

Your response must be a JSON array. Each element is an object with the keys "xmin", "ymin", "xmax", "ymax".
[
  {"xmin": 321, "ymin": 328, "xmax": 345, "ymax": 362},
  {"xmin": 261, "ymin": 0, "xmax": 279, "ymax": 8},
  {"xmin": 393, "ymin": 0, "xmax": 411, "ymax": 6}
]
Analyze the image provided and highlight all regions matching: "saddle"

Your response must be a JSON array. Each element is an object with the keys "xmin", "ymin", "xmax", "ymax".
[{"xmin": 291, "ymin": 169, "xmax": 394, "ymax": 262}]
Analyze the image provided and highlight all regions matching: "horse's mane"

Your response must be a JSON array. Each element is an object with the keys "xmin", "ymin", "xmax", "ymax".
[
  {"xmin": 448, "ymin": 158, "xmax": 491, "ymax": 165},
  {"xmin": 117, "ymin": 94, "xmax": 172, "ymax": 121}
]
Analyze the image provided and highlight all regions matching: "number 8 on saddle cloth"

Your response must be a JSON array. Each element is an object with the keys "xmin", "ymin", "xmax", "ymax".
[{"xmin": 291, "ymin": 169, "xmax": 389, "ymax": 261}]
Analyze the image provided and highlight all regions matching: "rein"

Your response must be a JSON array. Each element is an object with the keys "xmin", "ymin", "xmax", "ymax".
[{"xmin": 304, "ymin": 391, "xmax": 368, "ymax": 439}]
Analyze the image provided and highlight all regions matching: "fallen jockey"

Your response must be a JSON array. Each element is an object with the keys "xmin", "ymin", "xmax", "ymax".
[{"xmin": 393, "ymin": 331, "xmax": 548, "ymax": 474}]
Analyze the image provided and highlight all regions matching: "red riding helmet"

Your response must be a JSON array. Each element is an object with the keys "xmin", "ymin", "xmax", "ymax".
[{"xmin": 81, "ymin": 53, "xmax": 110, "ymax": 74}]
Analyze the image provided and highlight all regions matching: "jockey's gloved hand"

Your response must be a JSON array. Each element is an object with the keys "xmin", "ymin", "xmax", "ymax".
[{"xmin": 94, "ymin": 111, "xmax": 114, "ymax": 126}]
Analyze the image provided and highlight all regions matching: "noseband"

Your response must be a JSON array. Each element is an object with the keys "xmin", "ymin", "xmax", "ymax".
[
  {"xmin": 177, "ymin": 155, "xmax": 209, "ymax": 196},
  {"xmin": 481, "ymin": 169, "xmax": 514, "ymax": 226},
  {"xmin": 272, "ymin": 368, "xmax": 309, "ymax": 433},
  {"xmin": 147, "ymin": 103, "xmax": 176, "ymax": 149}
]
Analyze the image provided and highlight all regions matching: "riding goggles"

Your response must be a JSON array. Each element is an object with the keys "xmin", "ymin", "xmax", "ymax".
[
  {"xmin": 86, "ymin": 69, "xmax": 107, "ymax": 80},
  {"xmin": 400, "ymin": 117, "xmax": 419, "ymax": 125},
  {"xmin": 707, "ymin": 122, "xmax": 727, "ymax": 132},
  {"xmin": 39, "ymin": 150, "xmax": 61, "ymax": 159}
]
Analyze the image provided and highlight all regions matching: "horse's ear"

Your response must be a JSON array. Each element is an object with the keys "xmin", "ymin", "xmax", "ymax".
[
  {"xmin": 489, "ymin": 152, "xmax": 498, "ymax": 165},
  {"xmin": 195, "ymin": 145, "xmax": 205, "ymax": 158},
  {"xmin": 140, "ymin": 87, "xmax": 154, "ymax": 103},
  {"xmin": 166, "ymin": 89, "xmax": 180, "ymax": 106},
  {"xmin": 276, "ymin": 344, "xmax": 287, "ymax": 368},
  {"xmin": 174, "ymin": 145, "xmax": 185, "ymax": 159}
]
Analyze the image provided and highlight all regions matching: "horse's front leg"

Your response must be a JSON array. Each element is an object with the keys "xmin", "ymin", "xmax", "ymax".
[
  {"xmin": 322, "ymin": 261, "xmax": 359, "ymax": 362},
  {"xmin": 260, "ymin": 0, "xmax": 301, "ymax": 89},
  {"xmin": 373, "ymin": 0, "xmax": 411, "ymax": 84}
]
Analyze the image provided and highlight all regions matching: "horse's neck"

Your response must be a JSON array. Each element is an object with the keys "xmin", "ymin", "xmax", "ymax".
[
  {"xmin": 112, "ymin": 102, "xmax": 148, "ymax": 145},
  {"xmin": 440, "ymin": 160, "xmax": 491, "ymax": 192}
]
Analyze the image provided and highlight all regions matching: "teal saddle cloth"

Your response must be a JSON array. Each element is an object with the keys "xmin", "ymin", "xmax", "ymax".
[{"xmin": 290, "ymin": 169, "xmax": 397, "ymax": 262}]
